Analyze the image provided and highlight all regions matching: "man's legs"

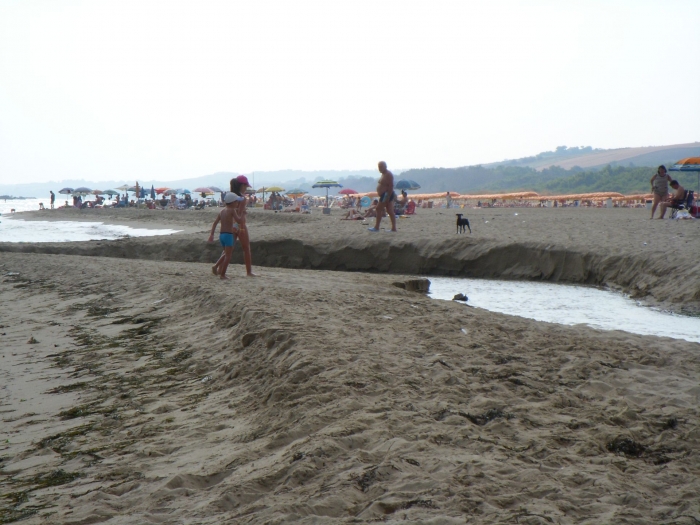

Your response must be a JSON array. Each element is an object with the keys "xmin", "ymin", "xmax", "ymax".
[
  {"xmin": 373, "ymin": 202, "xmax": 386, "ymax": 230},
  {"xmin": 386, "ymin": 200, "xmax": 397, "ymax": 231},
  {"xmin": 659, "ymin": 201, "xmax": 670, "ymax": 219}
]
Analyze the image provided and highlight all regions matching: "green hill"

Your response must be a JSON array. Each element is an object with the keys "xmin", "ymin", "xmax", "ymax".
[{"xmin": 398, "ymin": 164, "xmax": 698, "ymax": 195}]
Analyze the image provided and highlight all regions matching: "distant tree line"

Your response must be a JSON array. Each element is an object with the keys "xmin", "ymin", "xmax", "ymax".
[
  {"xmin": 489, "ymin": 145, "xmax": 602, "ymax": 168},
  {"xmin": 395, "ymin": 163, "xmax": 697, "ymax": 195}
]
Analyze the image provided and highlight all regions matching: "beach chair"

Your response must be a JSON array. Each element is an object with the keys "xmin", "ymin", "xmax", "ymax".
[
  {"xmin": 405, "ymin": 201, "xmax": 416, "ymax": 215},
  {"xmin": 670, "ymin": 190, "xmax": 694, "ymax": 219}
]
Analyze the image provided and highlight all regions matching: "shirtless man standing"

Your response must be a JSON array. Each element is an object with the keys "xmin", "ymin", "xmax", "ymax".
[{"xmin": 368, "ymin": 161, "xmax": 397, "ymax": 232}]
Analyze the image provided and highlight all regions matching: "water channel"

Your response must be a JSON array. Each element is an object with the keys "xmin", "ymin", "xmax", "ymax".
[{"xmin": 428, "ymin": 277, "xmax": 700, "ymax": 343}]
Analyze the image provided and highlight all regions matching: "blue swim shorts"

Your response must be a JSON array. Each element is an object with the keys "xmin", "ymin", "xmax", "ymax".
[
  {"xmin": 219, "ymin": 232, "xmax": 235, "ymax": 248},
  {"xmin": 379, "ymin": 191, "xmax": 396, "ymax": 203}
]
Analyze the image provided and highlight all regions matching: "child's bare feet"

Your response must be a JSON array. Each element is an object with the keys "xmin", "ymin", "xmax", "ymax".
[
  {"xmin": 247, "ymin": 272, "xmax": 258, "ymax": 277},
  {"xmin": 220, "ymin": 274, "xmax": 230, "ymax": 280},
  {"xmin": 211, "ymin": 265, "xmax": 218, "ymax": 275}
]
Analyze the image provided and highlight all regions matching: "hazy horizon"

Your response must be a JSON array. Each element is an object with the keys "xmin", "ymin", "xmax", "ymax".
[{"xmin": 1, "ymin": 0, "xmax": 699, "ymax": 185}]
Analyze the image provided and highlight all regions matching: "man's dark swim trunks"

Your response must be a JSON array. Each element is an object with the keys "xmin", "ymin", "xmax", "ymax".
[{"xmin": 379, "ymin": 191, "xmax": 396, "ymax": 203}]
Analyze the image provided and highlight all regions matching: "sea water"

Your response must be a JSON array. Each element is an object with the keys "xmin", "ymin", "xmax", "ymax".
[
  {"xmin": 0, "ymin": 199, "xmax": 180, "ymax": 242},
  {"xmin": 429, "ymin": 277, "xmax": 700, "ymax": 343}
]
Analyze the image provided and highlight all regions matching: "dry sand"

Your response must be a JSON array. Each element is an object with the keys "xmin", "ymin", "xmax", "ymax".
[{"xmin": 1, "ymin": 206, "xmax": 699, "ymax": 524}]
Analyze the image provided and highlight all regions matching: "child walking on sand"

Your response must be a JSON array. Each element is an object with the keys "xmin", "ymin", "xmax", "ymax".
[
  {"xmin": 208, "ymin": 192, "xmax": 243, "ymax": 280},
  {"xmin": 229, "ymin": 175, "xmax": 257, "ymax": 277}
]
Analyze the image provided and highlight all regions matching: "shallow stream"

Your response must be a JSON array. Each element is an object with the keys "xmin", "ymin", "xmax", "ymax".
[
  {"xmin": 0, "ymin": 217, "xmax": 180, "ymax": 242},
  {"xmin": 428, "ymin": 277, "xmax": 700, "ymax": 343}
]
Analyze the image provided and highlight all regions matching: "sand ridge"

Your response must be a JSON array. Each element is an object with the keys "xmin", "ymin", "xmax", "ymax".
[
  {"xmin": 1, "ymin": 253, "xmax": 699, "ymax": 524},
  {"xmin": 5, "ymin": 206, "xmax": 700, "ymax": 313}
]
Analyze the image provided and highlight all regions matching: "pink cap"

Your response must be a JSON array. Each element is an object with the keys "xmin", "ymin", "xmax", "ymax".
[{"xmin": 236, "ymin": 175, "xmax": 250, "ymax": 186}]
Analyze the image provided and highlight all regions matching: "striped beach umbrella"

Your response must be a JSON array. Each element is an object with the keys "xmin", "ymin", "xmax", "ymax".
[{"xmin": 312, "ymin": 180, "xmax": 342, "ymax": 208}]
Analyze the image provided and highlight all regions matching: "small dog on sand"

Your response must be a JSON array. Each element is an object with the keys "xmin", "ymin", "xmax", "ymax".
[{"xmin": 456, "ymin": 213, "xmax": 471, "ymax": 234}]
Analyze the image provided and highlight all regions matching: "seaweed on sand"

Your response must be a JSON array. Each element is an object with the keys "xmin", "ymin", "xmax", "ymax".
[
  {"xmin": 37, "ymin": 424, "xmax": 96, "ymax": 453},
  {"xmin": 606, "ymin": 436, "xmax": 645, "ymax": 457},
  {"xmin": 460, "ymin": 408, "xmax": 511, "ymax": 426}
]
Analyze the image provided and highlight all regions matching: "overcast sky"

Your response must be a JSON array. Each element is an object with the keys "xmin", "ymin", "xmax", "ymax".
[{"xmin": 1, "ymin": 0, "xmax": 698, "ymax": 184}]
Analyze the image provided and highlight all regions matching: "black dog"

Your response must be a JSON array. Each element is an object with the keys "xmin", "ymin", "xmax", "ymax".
[{"xmin": 456, "ymin": 213, "xmax": 471, "ymax": 234}]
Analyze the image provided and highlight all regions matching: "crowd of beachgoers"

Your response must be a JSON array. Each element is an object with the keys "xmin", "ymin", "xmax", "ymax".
[{"xmin": 47, "ymin": 187, "xmax": 657, "ymax": 213}]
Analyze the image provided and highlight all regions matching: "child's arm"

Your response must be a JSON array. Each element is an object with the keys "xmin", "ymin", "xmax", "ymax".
[{"xmin": 208, "ymin": 213, "xmax": 221, "ymax": 242}]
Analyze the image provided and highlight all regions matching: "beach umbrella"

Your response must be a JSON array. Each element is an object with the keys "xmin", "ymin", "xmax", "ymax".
[
  {"xmin": 164, "ymin": 189, "xmax": 178, "ymax": 195},
  {"xmin": 103, "ymin": 189, "xmax": 119, "ymax": 196},
  {"xmin": 670, "ymin": 157, "xmax": 700, "ymax": 199},
  {"xmin": 265, "ymin": 186, "xmax": 285, "ymax": 192},
  {"xmin": 208, "ymin": 185, "xmax": 224, "ymax": 192},
  {"xmin": 155, "ymin": 187, "xmax": 170, "ymax": 194},
  {"xmin": 59, "ymin": 188, "xmax": 73, "ymax": 194},
  {"xmin": 115, "ymin": 184, "xmax": 130, "ymax": 191},
  {"xmin": 395, "ymin": 179, "xmax": 421, "ymax": 191},
  {"xmin": 150, "ymin": 185, "xmax": 156, "ymax": 199},
  {"xmin": 91, "ymin": 189, "xmax": 104, "ymax": 195},
  {"xmin": 338, "ymin": 188, "xmax": 358, "ymax": 195},
  {"xmin": 180, "ymin": 189, "xmax": 191, "ymax": 194},
  {"xmin": 312, "ymin": 180, "xmax": 343, "ymax": 208},
  {"xmin": 127, "ymin": 186, "xmax": 139, "ymax": 192},
  {"xmin": 285, "ymin": 188, "xmax": 306, "ymax": 195},
  {"xmin": 256, "ymin": 187, "xmax": 270, "ymax": 200},
  {"xmin": 140, "ymin": 187, "xmax": 146, "ymax": 198},
  {"xmin": 194, "ymin": 187, "xmax": 214, "ymax": 198},
  {"xmin": 74, "ymin": 186, "xmax": 92, "ymax": 193}
]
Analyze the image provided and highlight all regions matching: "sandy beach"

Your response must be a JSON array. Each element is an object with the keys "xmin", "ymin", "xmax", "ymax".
[{"xmin": 1, "ymin": 206, "xmax": 699, "ymax": 524}]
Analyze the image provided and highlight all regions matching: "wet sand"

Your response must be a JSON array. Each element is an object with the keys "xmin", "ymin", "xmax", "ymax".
[{"xmin": 1, "ymin": 206, "xmax": 699, "ymax": 524}]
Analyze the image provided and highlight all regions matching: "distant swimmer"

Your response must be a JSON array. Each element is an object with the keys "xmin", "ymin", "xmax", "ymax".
[{"xmin": 368, "ymin": 161, "xmax": 397, "ymax": 233}]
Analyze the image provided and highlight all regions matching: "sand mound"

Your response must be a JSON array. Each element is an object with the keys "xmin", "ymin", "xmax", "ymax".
[
  {"xmin": 1, "ymin": 253, "xmax": 699, "ymax": 523},
  {"xmin": 2, "ymin": 236, "xmax": 699, "ymax": 313}
]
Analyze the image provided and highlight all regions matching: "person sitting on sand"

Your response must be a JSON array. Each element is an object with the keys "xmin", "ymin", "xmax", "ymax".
[
  {"xmin": 208, "ymin": 191, "xmax": 243, "ymax": 280},
  {"xmin": 341, "ymin": 208, "xmax": 364, "ymax": 220},
  {"xmin": 363, "ymin": 199, "xmax": 379, "ymax": 218},
  {"xmin": 395, "ymin": 190, "xmax": 408, "ymax": 215},
  {"xmin": 658, "ymin": 180, "xmax": 686, "ymax": 219}
]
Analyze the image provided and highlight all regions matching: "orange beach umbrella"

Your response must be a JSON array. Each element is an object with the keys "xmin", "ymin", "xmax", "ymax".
[
  {"xmin": 670, "ymin": 157, "xmax": 700, "ymax": 197},
  {"xmin": 616, "ymin": 194, "xmax": 653, "ymax": 201}
]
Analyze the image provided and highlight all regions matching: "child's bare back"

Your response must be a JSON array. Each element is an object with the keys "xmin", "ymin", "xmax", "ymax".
[{"xmin": 218, "ymin": 206, "xmax": 238, "ymax": 233}]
